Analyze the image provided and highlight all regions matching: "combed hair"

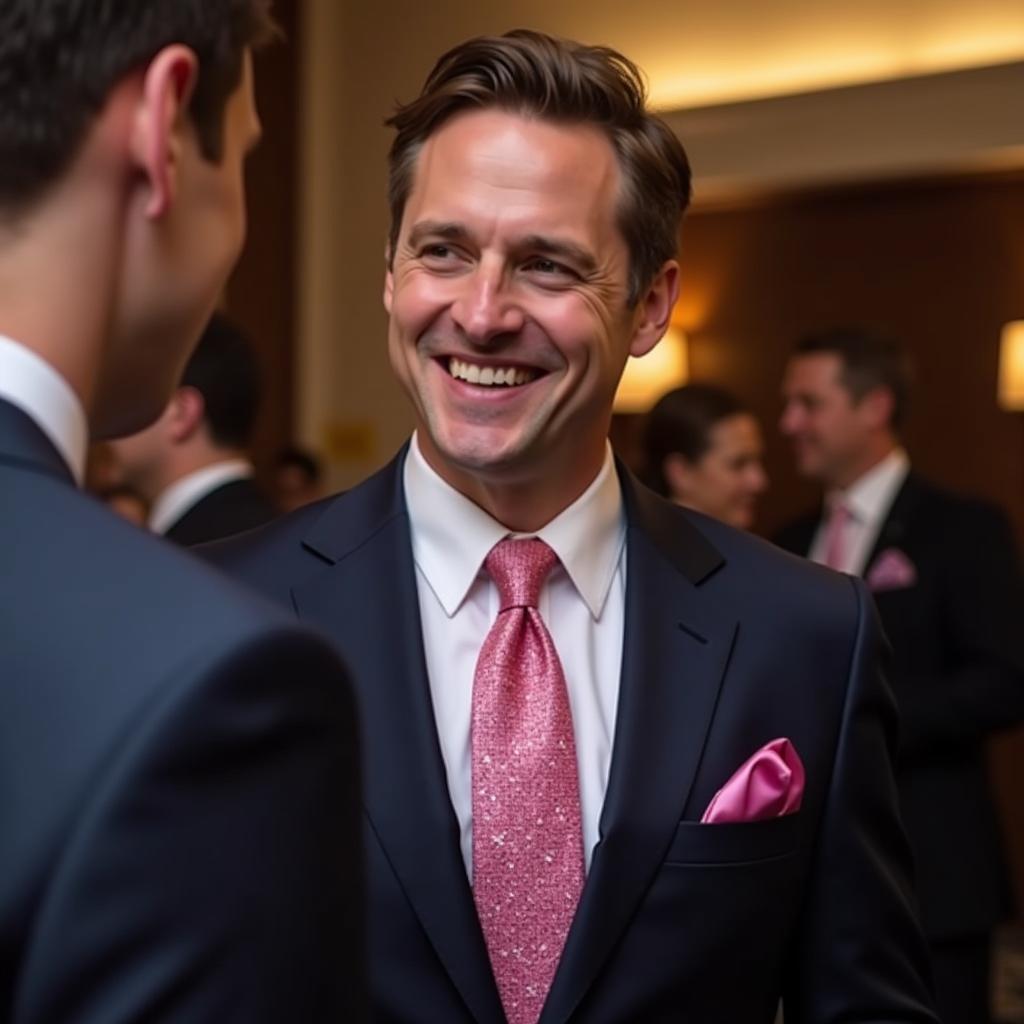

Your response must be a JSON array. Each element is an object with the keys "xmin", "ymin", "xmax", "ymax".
[
  {"xmin": 385, "ymin": 29, "xmax": 692, "ymax": 305},
  {"xmin": 0, "ymin": 0, "xmax": 275, "ymax": 215},
  {"xmin": 642, "ymin": 384, "xmax": 747, "ymax": 496}
]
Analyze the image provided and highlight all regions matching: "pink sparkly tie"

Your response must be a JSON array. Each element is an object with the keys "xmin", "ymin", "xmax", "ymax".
[
  {"xmin": 472, "ymin": 538, "xmax": 584, "ymax": 1024},
  {"xmin": 823, "ymin": 498, "xmax": 852, "ymax": 571}
]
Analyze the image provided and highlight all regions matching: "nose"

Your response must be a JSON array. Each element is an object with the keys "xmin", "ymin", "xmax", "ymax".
[
  {"xmin": 450, "ymin": 262, "xmax": 525, "ymax": 344},
  {"xmin": 748, "ymin": 463, "xmax": 769, "ymax": 495}
]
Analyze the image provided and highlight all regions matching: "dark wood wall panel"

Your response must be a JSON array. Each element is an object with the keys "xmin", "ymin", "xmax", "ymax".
[{"xmin": 225, "ymin": 0, "xmax": 300, "ymax": 473}]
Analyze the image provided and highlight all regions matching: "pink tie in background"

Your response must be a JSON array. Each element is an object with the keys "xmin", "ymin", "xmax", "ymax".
[
  {"xmin": 472, "ymin": 538, "xmax": 584, "ymax": 1024},
  {"xmin": 822, "ymin": 498, "xmax": 852, "ymax": 571}
]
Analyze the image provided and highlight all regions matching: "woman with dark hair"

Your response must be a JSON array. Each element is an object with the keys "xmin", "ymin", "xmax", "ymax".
[{"xmin": 643, "ymin": 384, "xmax": 768, "ymax": 529}]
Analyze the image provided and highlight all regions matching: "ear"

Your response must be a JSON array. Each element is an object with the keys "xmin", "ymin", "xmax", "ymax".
[
  {"xmin": 859, "ymin": 386, "xmax": 896, "ymax": 430},
  {"xmin": 629, "ymin": 260, "xmax": 680, "ymax": 358},
  {"xmin": 663, "ymin": 452, "xmax": 696, "ymax": 502},
  {"xmin": 383, "ymin": 245, "xmax": 395, "ymax": 314},
  {"xmin": 166, "ymin": 386, "xmax": 206, "ymax": 444},
  {"xmin": 129, "ymin": 45, "xmax": 200, "ymax": 220}
]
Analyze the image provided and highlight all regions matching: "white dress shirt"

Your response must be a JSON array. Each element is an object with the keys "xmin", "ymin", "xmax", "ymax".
[
  {"xmin": 149, "ymin": 459, "xmax": 254, "ymax": 535},
  {"xmin": 809, "ymin": 447, "xmax": 910, "ymax": 576},
  {"xmin": 0, "ymin": 334, "xmax": 87, "ymax": 485},
  {"xmin": 404, "ymin": 433, "xmax": 627, "ymax": 880}
]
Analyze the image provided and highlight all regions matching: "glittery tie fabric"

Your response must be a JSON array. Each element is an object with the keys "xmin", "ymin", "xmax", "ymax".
[
  {"xmin": 823, "ymin": 498, "xmax": 852, "ymax": 571},
  {"xmin": 472, "ymin": 538, "xmax": 584, "ymax": 1024}
]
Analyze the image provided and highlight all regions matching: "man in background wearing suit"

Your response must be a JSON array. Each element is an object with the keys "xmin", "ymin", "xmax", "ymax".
[
  {"xmin": 111, "ymin": 313, "xmax": 277, "ymax": 545},
  {"xmin": 776, "ymin": 325, "xmax": 1024, "ymax": 1024},
  {"xmin": 207, "ymin": 30, "xmax": 937, "ymax": 1023},
  {"xmin": 0, "ymin": 2, "xmax": 364, "ymax": 1020}
]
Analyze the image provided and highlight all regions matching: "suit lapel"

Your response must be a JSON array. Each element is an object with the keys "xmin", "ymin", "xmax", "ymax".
[
  {"xmin": 862, "ymin": 474, "xmax": 919, "ymax": 576},
  {"xmin": 541, "ymin": 471, "xmax": 735, "ymax": 1024},
  {"xmin": 291, "ymin": 453, "xmax": 504, "ymax": 1024}
]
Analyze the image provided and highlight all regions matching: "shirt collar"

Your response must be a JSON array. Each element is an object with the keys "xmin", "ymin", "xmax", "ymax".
[
  {"xmin": 0, "ymin": 335, "xmax": 88, "ymax": 485},
  {"xmin": 830, "ymin": 447, "xmax": 910, "ymax": 526},
  {"xmin": 149, "ymin": 459, "xmax": 253, "ymax": 535},
  {"xmin": 403, "ymin": 432, "xmax": 625, "ymax": 619}
]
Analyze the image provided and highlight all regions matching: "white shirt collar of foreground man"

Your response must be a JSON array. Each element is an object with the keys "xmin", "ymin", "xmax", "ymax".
[
  {"xmin": 0, "ymin": 334, "xmax": 87, "ymax": 485},
  {"xmin": 403, "ymin": 430, "xmax": 625, "ymax": 620}
]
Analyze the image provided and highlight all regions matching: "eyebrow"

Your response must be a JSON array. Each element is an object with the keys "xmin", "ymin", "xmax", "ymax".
[{"xmin": 405, "ymin": 221, "xmax": 598, "ymax": 275}]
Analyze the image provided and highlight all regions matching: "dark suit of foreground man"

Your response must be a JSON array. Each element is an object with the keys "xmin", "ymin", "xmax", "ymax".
[
  {"xmin": 207, "ymin": 31, "xmax": 936, "ymax": 1023},
  {"xmin": 0, "ymin": 3, "xmax": 363, "ymax": 1020}
]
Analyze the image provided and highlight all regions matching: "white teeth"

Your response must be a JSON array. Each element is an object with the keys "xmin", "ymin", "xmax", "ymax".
[{"xmin": 447, "ymin": 358, "xmax": 536, "ymax": 387}]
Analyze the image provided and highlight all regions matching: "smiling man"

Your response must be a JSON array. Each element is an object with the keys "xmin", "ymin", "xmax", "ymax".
[{"xmin": 206, "ymin": 30, "xmax": 937, "ymax": 1024}]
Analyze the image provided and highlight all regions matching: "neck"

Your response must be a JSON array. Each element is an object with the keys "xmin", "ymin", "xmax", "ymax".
[
  {"xmin": 830, "ymin": 437, "xmax": 898, "ymax": 491},
  {"xmin": 418, "ymin": 435, "xmax": 608, "ymax": 533},
  {"xmin": 0, "ymin": 184, "xmax": 121, "ymax": 425}
]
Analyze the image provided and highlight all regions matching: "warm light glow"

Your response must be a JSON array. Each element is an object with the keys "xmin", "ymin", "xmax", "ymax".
[
  {"xmin": 614, "ymin": 327, "xmax": 688, "ymax": 414},
  {"xmin": 646, "ymin": 26, "xmax": 1024, "ymax": 110},
  {"xmin": 998, "ymin": 321, "xmax": 1024, "ymax": 411}
]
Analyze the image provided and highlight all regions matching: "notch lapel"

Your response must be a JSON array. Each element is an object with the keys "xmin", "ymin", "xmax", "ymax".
[
  {"xmin": 541, "ymin": 473, "xmax": 736, "ymax": 1024},
  {"xmin": 862, "ymin": 475, "xmax": 918, "ymax": 577},
  {"xmin": 292, "ymin": 455, "xmax": 504, "ymax": 1024}
]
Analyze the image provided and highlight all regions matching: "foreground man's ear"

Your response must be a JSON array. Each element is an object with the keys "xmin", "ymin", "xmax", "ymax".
[
  {"xmin": 129, "ymin": 45, "xmax": 200, "ymax": 220},
  {"xmin": 629, "ymin": 260, "xmax": 680, "ymax": 359}
]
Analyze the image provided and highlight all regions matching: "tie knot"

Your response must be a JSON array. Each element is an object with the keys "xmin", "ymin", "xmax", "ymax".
[{"xmin": 485, "ymin": 537, "xmax": 558, "ymax": 611}]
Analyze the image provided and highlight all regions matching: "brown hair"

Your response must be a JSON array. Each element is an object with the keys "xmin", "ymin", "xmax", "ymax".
[
  {"xmin": 642, "ymin": 385, "xmax": 748, "ymax": 496},
  {"xmin": 793, "ymin": 326, "xmax": 913, "ymax": 429},
  {"xmin": 0, "ymin": 0, "xmax": 275, "ymax": 216},
  {"xmin": 385, "ymin": 29, "xmax": 692, "ymax": 305}
]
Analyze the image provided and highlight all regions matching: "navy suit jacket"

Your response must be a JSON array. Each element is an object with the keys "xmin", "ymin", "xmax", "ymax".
[
  {"xmin": 0, "ymin": 398, "xmax": 365, "ymax": 1022},
  {"xmin": 205, "ymin": 447, "xmax": 937, "ymax": 1023},
  {"xmin": 165, "ymin": 476, "xmax": 277, "ymax": 547},
  {"xmin": 776, "ymin": 473, "xmax": 1024, "ymax": 940}
]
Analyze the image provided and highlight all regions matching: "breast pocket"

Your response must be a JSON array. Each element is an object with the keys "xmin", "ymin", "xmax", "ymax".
[{"xmin": 663, "ymin": 812, "xmax": 801, "ymax": 866}]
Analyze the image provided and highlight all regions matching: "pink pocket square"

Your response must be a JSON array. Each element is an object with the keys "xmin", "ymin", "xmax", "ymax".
[
  {"xmin": 701, "ymin": 738, "xmax": 805, "ymax": 824},
  {"xmin": 865, "ymin": 547, "xmax": 917, "ymax": 592}
]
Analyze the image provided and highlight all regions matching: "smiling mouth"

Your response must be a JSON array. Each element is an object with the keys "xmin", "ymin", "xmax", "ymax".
[{"xmin": 445, "ymin": 357, "xmax": 539, "ymax": 388}]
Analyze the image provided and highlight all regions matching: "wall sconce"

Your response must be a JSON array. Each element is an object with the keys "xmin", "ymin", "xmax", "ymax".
[
  {"xmin": 613, "ymin": 326, "xmax": 689, "ymax": 414},
  {"xmin": 998, "ymin": 321, "xmax": 1024, "ymax": 411}
]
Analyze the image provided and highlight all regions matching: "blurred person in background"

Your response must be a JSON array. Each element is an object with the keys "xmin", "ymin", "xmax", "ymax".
[
  {"xmin": 97, "ymin": 484, "xmax": 149, "ymax": 527},
  {"xmin": 272, "ymin": 444, "xmax": 324, "ymax": 512},
  {"xmin": 776, "ymin": 325, "xmax": 1024, "ymax": 1024},
  {"xmin": 0, "ymin": 1, "xmax": 364, "ymax": 1019},
  {"xmin": 111, "ymin": 312, "xmax": 276, "ymax": 545},
  {"xmin": 642, "ymin": 383, "xmax": 767, "ymax": 529}
]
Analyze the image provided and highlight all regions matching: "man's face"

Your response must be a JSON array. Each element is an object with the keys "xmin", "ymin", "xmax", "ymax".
[
  {"xmin": 95, "ymin": 52, "xmax": 261, "ymax": 438},
  {"xmin": 385, "ymin": 108, "xmax": 664, "ymax": 500},
  {"xmin": 779, "ymin": 352, "xmax": 874, "ymax": 485}
]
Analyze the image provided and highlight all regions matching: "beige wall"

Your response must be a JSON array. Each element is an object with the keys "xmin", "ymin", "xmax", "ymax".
[{"xmin": 298, "ymin": 0, "xmax": 1024, "ymax": 486}]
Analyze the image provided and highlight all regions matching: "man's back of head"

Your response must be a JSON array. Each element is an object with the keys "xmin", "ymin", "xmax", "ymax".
[{"xmin": 0, "ymin": 0, "xmax": 272, "ymax": 439}]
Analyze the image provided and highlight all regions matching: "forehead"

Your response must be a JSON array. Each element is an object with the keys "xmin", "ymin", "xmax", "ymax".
[{"xmin": 400, "ymin": 108, "xmax": 623, "ymax": 243}]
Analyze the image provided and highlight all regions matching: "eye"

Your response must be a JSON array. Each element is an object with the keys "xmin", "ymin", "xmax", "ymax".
[
  {"xmin": 418, "ymin": 243, "xmax": 466, "ymax": 271},
  {"xmin": 523, "ymin": 257, "xmax": 577, "ymax": 284}
]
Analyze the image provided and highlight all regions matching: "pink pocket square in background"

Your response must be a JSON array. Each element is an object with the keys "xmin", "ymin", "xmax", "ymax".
[
  {"xmin": 865, "ymin": 547, "xmax": 917, "ymax": 592},
  {"xmin": 701, "ymin": 737, "xmax": 805, "ymax": 824}
]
